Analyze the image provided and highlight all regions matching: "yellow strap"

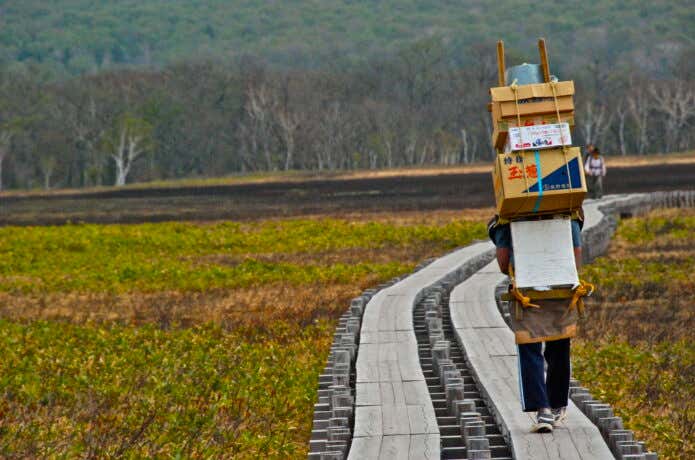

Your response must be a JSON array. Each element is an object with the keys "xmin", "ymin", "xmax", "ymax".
[
  {"xmin": 505, "ymin": 274, "xmax": 595, "ymax": 318},
  {"xmin": 510, "ymin": 288, "xmax": 541, "ymax": 309},
  {"xmin": 509, "ymin": 83, "xmax": 533, "ymax": 219},
  {"xmin": 508, "ymin": 264, "xmax": 540, "ymax": 309},
  {"xmin": 511, "ymin": 82, "xmax": 522, "ymax": 129},
  {"xmin": 567, "ymin": 280, "xmax": 595, "ymax": 318},
  {"xmin": 550, "ymin": 80, "xmax": 576, "ymax": 214},
  {"xmin": 501, "ymin": 288, "xmax": 574, "ymax": 301}
]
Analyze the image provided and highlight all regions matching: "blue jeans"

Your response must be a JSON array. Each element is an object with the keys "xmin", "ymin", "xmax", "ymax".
[{"xmin": 517, "ymin": 339, "xmax": 570, "ymax": 412}]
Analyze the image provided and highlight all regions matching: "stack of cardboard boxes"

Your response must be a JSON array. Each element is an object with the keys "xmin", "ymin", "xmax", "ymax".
[{"xmin": 490, "ymin": 40, "xmax": 587, "ymax": 219}]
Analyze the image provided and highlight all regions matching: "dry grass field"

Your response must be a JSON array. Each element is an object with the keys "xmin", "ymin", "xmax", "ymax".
[
  {"xmin": 575, "ymin": 208, "xmax": 695, "ymax": 459},
  {"xmin": 0, "ymin": 209, "xmax": 488, "ymax": 458},
  {"xmin": 1, "ymin": 159, "xmax": 693, "ymax": 458}
]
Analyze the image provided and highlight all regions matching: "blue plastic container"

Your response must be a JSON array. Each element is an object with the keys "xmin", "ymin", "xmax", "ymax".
[{"xmin": 505, "ymin": 63, "xmax": 543, "ymax": 86}]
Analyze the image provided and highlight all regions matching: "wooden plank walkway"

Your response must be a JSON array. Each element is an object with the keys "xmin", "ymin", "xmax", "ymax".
[
  {"xmin": 447, "ymin": 199, "xmax": 622, "ymax": 459},
  {"xmin": 449, "ymin": 262, "xmax": 614, "ymax": 460},
  {"xmin": 312, "ymin": 191, "xmax": 693, "ymax": 458},
  {"xmin": 349, "ymin": 242, "xmax": 494, "ymax": 460}
]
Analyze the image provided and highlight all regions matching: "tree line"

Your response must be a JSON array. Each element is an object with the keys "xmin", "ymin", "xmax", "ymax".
[{"xmin": 0, "ymin": 38, "xmax": 693, "ymax": 190}]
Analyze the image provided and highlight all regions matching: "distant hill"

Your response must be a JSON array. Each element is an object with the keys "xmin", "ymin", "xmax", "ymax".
[{"xmin": 1, "ymin": 0, "xmax": 693, "ymax": 75}]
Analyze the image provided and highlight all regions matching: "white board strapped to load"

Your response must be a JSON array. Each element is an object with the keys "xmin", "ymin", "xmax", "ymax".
[
  {"xmin": 490, "ymin": 39, "xmax": 586, "ymax": 220},
  {"xmin": 511, "ymin": 218, "xmax": 579, "ymax": 289}
]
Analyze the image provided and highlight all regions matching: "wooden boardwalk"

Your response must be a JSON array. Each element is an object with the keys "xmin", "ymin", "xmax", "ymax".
[
  {"xmin": 445, "ymin": 197, "xmax": 646, "ymax": 460},
  {"xmin": 449, "ymin": 261, "xmax": 614, "ymax": 460},
  {"xmin": 314, "ymin": 191, "xmax": 693, "ymax": 459},
  {"xmin": 349, "ymin": 243, "xmax": 494, "ymax": 459}
]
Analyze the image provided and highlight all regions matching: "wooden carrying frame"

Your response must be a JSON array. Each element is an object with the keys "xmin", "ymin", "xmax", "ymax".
[{"xmin": 496, "ymin": 38, "xmax": 552, "ymax": 86}]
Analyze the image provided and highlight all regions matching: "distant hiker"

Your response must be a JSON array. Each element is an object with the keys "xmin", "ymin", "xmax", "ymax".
[
  {"xmin": 584, "ymin": 143, "xmax": 595, "ymax": 164},
  {"xmin": 584, "ymin": 146, "xmax": 606, "ymax": 199},
  {"xmin": 488, "ymin": 213, "xmax": 584, "ymax": 433}
]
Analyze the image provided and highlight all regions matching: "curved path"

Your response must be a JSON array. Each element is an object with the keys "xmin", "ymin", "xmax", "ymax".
[{"xmin": 309, "ymin": 190, "xmax": 694, "ymax": 460}]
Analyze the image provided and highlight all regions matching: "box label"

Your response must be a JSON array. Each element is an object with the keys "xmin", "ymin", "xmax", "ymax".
[{"xmin": 507, "ymin": 123, "xmax": 572, "ymax": 151}]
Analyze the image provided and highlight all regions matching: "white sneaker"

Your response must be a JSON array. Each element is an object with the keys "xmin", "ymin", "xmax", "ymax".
[
  {"xmin": 552, "ymin": 407, "xmax": 567, "ymax": 426},
  {"xmin": 531, "ymin": 408, "xmax": 554, "ymax": 433}
]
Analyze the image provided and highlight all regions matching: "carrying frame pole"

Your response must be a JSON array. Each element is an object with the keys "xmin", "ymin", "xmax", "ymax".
[{"xmin": 496, "ymin": 40, "xmax": 506, "ymax": 87}]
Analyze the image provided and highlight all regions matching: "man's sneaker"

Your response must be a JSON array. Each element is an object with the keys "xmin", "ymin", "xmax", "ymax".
[
  {"xmin": 531, "ymin": 408, "xmax": 554, "ymax": 433},
  {"xmin": 552, "ymin": 407, "xmax": 567, "ymax": 426}
]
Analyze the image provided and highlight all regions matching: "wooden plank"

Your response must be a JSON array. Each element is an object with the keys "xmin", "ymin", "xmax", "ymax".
[
  {"xmin": 377, "ymin": 295, "xmax": 398, "ymax": 332},
  {"xmin": 509, "ymin": 428, "xmax": 551, "ymax": 459},
  {"xmin": 402, "ymin": 381, "xmax": 431, "ymax": 406},
  {"xmin": 380, "ymin": 381, "xmax": 406, "ymax": 406},
  {"xmin": 565, "ymin": 425, "xmax": 615, "ymax": 460},
  {"xmin": 450, "ymin": 266, "xmax": 615, "ymax": 459},
  {"xmin": 382, "ymin": 405, "xmax": 410, "ymax": 435},
  {"xmin": 360, "ymin": 331, "xmax": 414, "ymax": 344},
  {"xmin": 348, "ymin": 436, "xmax": 382, "ymax": 460},
  {"xmin": 540, "ymin": 428, "xmax": 583, "ymax": 460},
  {"xmin": 356, "ymin": 343, "xmax": 379, "ymax": 383},
  {"xmin": 455, "ymin": 327, "xmax": 488, "ymax": 361},
  {"xmin": 350, "ymin": 241, "xmax": 497, "ymax": 460},
  {"xmin": 407, "ymin": 404, "xmax": 439, "ymax": 435},
  {"xmin": 409, "ymin": 434, "xmax": 440, "ymax": 460},
  {"xmin": 361, "ymin": 291, "xmax": 388, "ymax": 332},
  {"xmin": 356, "ymin": 382, "xmax": 381, "ymax": 406},
  {"xmin": 378, "ymin": 359, "xmax": 401, "ymax": 383},
  {"xmin": 354, "ymin": 406, "xmax": 383, "ymax": 437},
  {"xmin": 397, "ymin": 338, "xmax": 424, "ymax": 381},
  {"xmin": 480, "ymin": 328, "xmax": 516, "ymax": 357},
  {"xmin": 392, "ymin": 295, "xmax": 415, "ymax": 332},
  {"xmin": 378, "ymin": 435, "xmax": 411, "ymax": 460}
]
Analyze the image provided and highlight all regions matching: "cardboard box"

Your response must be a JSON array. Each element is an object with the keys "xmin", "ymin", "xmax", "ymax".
[
  {"xmin": 490, "ymin": 81, "xmax": 575, "ymax": 102},
  {"xmin": 494, "ymin": 96, "xmax": 574, "ymax": 118},
  {"xmin": 492, "ymin": 113, "xmax": 575, "ymax": 151},
  {"xmin": 511, "ymin": 218, "xmax": 579, "ymax": 289},
  {"xmin": 489, "ymin": 81, "xmax": 575, "ymax": 151},
  {"xmin": 492, "ymin": 147, "xmax": 586, "ymax": 218},
  {"xmin": 506, "ymin": 123, "xmax": 572, "ymax": 151}
]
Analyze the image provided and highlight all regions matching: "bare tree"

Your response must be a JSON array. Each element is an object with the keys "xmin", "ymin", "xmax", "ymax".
[
  {"xmin": 242, "ymin": 82, "xmax": 277, "ymax": 170},
  {"xmin": 460, "ymin": 128, "xmax": 470, "ymax": 164},
  {"xmin": 649, "ymin": 80, "xmax": 695, "ymax": 153},
  {"xmin": 106, "ymin": 115, "xmax": 152, "ymax": 186},
  {"xmin": 39, "ymin": 154, "xmax": 57, "ymax": 189},
  {"xmin": 580, "ymin": 101, "xmax": 611, "ymax": 147},
  {"xmin": 614, "ymin": 101, "xmax": 628, "ymax": 156},
  {"xmin": 0, "ymin": 131, "xmax": 11, "ymax": 190},
  {"xmin": 276, "ymin": 109, "xmax": 300, "ymax": 171},
  {"xmin": 626, "ymin": 84, "xmax": 651, "ymax": 155},
  {"xmin": 315, "ymin": 101, "xmax": 345, "ymax": 171}
]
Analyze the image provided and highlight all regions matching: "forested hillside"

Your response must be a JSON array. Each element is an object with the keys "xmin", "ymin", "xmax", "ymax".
[
  {"xmin": 0, "ymin": 1, "xmax": 693, "ymax": 191},
  {"xmin": 2, "ymin": 0, "xmax": 693, "ymax": 75}
]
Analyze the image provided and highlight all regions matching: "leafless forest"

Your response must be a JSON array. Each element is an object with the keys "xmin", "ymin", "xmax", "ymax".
[{"xmin": 0, "ymin": 40, "xmax": 693, "ymax": 191}]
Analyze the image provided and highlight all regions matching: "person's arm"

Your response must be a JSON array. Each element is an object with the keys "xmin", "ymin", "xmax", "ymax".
[
  {"xmin": 489, "ymin": 218, "xmax": 512, "ymax": 275},
  {"xmin": 497, "ymin": 247, "xmax": 511, "ymax": 275},
  {"xmin": 601, "ymin": 157, "xmax": 607, "ymax": 176},
  {"xmin": 571, "ymin": 219, "xmax": 583, "ymax": 270},
  {"xmin": 584, "ymin": 156, "xmax": 591, "ymax": 174}
]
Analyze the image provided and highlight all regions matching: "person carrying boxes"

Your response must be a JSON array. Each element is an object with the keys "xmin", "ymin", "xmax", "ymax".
[{"xmin": 488, "ymin": 39, "xmax": 594, "ymax": 433}]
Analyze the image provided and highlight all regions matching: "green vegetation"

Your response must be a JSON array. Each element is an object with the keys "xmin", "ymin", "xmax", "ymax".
[
  {"xmin": 0, "ymin": 319, "xmax": 332, "ymax": 458},
  {"xmin": 0, "ymin": 212, "xmax": 485, "ymax": 457},
  {"xmin": 0, "ymin": 218, "xmax": 485, "ymax": 293},
  {"xmin": 2, "ymin": 0, "xmax": 692, "ymax": 74},
  {"xmin": 574, "ymin": 208, "xmax": 695, "ymax": 459}
]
